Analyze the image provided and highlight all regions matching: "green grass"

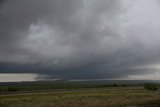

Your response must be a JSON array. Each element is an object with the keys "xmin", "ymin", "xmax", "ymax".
[{"xmin": 1, "ymin": 86, "xmax": 160, "ymax": 107}]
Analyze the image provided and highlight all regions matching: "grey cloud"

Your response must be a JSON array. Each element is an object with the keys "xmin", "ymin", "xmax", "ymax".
[{"xmin": 1, "ymin": 0, "xmax": 160, "ymax": 80}]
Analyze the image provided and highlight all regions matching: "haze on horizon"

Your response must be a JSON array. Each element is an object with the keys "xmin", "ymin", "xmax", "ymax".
[{"xmin": 1, "ymin": 0, "xmax": 160, "ymax": 82}]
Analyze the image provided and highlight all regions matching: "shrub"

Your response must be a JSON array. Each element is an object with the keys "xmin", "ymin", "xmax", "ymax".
[
  {"xmin": 144, "ymin": 83, "xmax": 158, "ymax": 91},
  {"xmin": 7, "ymin": 86, "xmax": 18, "ymax": 92},
  {"xmin": 112, "ymin": 84, "xmax": 118, "ymax": 87}
]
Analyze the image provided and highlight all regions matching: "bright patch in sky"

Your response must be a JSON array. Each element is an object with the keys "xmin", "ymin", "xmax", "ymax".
[
  {"xmin": 127, "ymin": 72, "xmax": 160, "ymax": 80},
  {"xmin": 0, "ymin": 73, "xmax": 38, "ymax": 82}
]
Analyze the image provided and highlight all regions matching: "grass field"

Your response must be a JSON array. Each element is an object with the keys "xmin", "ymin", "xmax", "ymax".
[{"xmin": 1, "ymin": 86, "xmax": 160, "ymax": 107}]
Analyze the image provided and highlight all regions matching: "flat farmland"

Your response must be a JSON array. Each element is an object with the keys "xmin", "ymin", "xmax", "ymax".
[{"xmin": 1, "ymin": 85, "xmax": 160, "ymax": 107}]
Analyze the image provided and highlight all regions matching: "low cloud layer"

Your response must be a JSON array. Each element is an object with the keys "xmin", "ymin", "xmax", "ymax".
[{"xmin": 1, "ymin": 0, "xmax": 160, "ymax": 80}]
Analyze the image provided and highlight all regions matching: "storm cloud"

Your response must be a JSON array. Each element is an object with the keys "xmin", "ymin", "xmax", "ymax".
[{"xmin": 1, "ymin": 0, "xmax": 160, "ymax": 80}]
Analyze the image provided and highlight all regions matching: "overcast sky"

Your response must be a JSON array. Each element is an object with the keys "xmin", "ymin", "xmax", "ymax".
[{"xmin": 1, "ymin": 0, "xmax": 160, "ymax": 81}]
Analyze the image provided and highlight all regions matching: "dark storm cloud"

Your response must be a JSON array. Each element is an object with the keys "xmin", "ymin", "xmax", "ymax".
[{"xmin": 1, "ymin": 0, "xmax": 160, "ymax": 79}]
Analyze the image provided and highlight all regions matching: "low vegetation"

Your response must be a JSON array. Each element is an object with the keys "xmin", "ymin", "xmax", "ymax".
[
  {"xmin": 1, "ymin": 86, "xmax": 160, "ymax": 107},
  {"xmin": 0, "ymin": 81, "xmax": 160, "ymax": 107},
  {"xmin": 144, "ymin": 83, "xmax": 158, "ymax": 91}
]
